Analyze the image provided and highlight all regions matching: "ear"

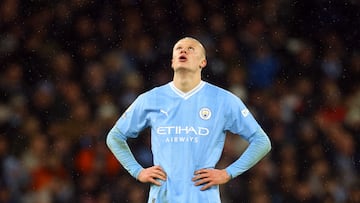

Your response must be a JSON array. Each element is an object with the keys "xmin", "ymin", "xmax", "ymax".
[{"xmin": 200, "ymin": 59, "xmax": 207, "ymax": 69}]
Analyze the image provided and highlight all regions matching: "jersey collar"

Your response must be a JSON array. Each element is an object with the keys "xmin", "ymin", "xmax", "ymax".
[{"xmin": 170, "ymin": 81, "xmax": 205, "ymax": 100}]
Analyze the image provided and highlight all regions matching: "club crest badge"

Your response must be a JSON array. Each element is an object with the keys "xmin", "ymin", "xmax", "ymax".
[{"xmin": 199, "ymin": 107, "xmax": 211, "ymax": 120}]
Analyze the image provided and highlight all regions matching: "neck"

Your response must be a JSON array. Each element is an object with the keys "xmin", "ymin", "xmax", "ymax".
[{"xmin": 173, "ymin": 71, "xmax": 201, "ymax": 93}]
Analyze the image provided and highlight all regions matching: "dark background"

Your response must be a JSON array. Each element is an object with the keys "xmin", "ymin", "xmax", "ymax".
[{"xmin": 1, "ymin": 0, "xmax": 359, "ymax": 202}]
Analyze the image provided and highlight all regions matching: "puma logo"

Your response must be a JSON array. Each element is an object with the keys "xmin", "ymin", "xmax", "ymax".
[{"xmin": 160, "ymin": 109, "xmax": 169, "ymax": 117}]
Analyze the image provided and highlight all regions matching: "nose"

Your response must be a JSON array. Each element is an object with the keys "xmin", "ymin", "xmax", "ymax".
[{"xmin": 180, "ymin": 48, "xmax": 187, "ymax": 54}]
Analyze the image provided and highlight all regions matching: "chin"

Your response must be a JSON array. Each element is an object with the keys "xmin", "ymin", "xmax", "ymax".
[{"xmin": 174, "ymin": 66, "xmax": 187, "ymax": 71}]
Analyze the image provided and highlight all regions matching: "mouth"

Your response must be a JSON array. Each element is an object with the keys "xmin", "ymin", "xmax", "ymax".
[{"xmin": 178, "ymin": 55, "xmax": 187, "ymax": 62}]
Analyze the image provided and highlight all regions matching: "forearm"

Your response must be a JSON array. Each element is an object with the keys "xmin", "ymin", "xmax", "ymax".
[
  {"xmin": 106, "ymin": 128, "xmax": 144, "ymax": 179},
  {"xmin": 225, "ymin": 129, "xmax": 271, "ymax": 178}
]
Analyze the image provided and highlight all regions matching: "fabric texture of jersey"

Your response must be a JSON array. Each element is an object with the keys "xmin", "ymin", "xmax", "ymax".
[{"xmin": 107, "ymin": 81, "xmax": 270, "ymax": 203}]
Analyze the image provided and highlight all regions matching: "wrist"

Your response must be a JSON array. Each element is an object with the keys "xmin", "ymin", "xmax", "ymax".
[{"xmin": 224, "ymin": 168, "xmax": 233, "ymax": 180}]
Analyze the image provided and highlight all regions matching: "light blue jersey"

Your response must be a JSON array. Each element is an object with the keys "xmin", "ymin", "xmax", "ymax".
[{"xmin": 107, "ymin": 81, "xmax": 271, "ymax": 203}]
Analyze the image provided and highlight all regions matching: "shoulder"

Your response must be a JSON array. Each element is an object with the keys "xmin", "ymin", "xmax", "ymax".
[{"xmin": 204, "ymin": 81, "xmax": 239, "ymax": 100}]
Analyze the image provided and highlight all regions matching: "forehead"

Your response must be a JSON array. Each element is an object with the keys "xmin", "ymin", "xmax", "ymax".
[{"xmin": 174, "ymin": 38, "xmax": 201, "ymax": 48}]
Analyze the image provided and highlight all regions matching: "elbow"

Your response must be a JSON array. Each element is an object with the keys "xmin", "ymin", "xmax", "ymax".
[
  {"xmin": 253, "ymin": 129, "xmax": 272, "ymax": 155},
  {"xmin": 106, "ymin": 127, "xmax": 126, "ymax": 150},
  {"xmin": 106, "ymin": 132, "xmax": 113, "ymax": 149},
  {"xmin": 106, "ymin": 128, "xmax": 119, "ymax": 150},
  {"xmin": 265, "ymin": 135, "xmax": 272, "ymax": 154}
]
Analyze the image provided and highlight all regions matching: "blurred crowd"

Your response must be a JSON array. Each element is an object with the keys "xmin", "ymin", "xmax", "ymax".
[{"xmin": 1, "ymin": 0, "xmax": 360, "ymax": 202}]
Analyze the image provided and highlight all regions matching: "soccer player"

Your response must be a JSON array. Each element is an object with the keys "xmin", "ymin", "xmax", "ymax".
[{"xmin": 106, "ymin": 37, "xmax": 271, "ymax": 203}]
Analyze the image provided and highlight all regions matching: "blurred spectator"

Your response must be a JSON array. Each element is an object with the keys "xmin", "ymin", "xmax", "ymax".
[
  {"xmin": 344, "ymin": 86, "xmax": 360, "ymax": 131},
  {"xmin": 0, "ymin": 0, "xmax": 359, "ymax": 202},
  {"xmin": 227, "ymin": 65, "xmax": 248, "ymax": 101},
  {"xmin": 1, "ymin": 135, "xmax": 27, "ymax": 203}
]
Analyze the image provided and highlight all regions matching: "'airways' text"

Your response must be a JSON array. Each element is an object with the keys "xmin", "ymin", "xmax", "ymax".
[{"xmin": 165, "ymin": 136, "xmax": 199, "ymax": 143}]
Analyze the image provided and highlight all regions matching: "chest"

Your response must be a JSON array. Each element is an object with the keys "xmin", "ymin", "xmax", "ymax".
[{"xmin": 150, "ymin": 96, "xmax": 223, "ymax": 129}]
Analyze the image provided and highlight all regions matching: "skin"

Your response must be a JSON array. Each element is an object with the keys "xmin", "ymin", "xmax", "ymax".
[
  {"xmin": 137, "ymin": 37, "xmax": 231, "ymax": 191},
  {"xmin": 171, "ymin": 37, "xmax": 207, "ymax": 93}
]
